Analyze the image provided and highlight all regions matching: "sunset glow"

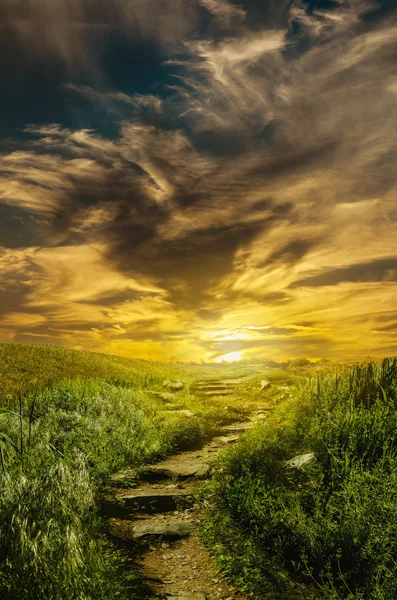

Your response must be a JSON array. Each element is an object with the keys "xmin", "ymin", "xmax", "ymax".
[
  {"xmin": 1, "ymin": 1, "xmax": 397, "ymax": 362},
  {"xmin": 215, "ymin": 352, "xmax": 244, "ymax": 364}
]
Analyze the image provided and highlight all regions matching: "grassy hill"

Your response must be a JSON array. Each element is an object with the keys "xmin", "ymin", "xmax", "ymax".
[
  {"xmin": 0, "ymin": 342, "xmax": 276, "ymax": 600},
  {"xmin": 2, "ymin": 342, "xmax": 396, "ymax": 600}
]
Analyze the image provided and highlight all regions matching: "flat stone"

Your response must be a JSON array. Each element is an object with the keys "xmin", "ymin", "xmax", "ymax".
[
  {"xmin": 167, "ymin": 594, "xmax": 206, "ymax": 600},
  {"xmin": 163, "ymin": 380, "xmax": 184, "ymax": 391},
  {"xmin": 260, "ymin": 379, "xmax": 271, "ymax": 390},
  {"xmin": 220, "ymin": 422, "xmax": 255, "ymax": 433},
  {"xmin": 285, "ymin": 453, "xmax": 316, "ymax": 470},
  {"xmin": 217, "ymin": 435, "xmax": 240, "ymax": 444},
  {"xmin": 221, "ymin": 376, "xmax": 252, "ymax": 384},
  {"xmin": 201, "ymin": 390, "xmax": 232, "ymax": 396},
  {"xmin": 133, "ymin": 521, "xmax": 195, "ymax": 539},
  {"xmin": 109, "ymin": 518, "xmax": 195, "ymax": 540},
  {"xmin": 195, "ymin": 384, "xmax": 233, "ymax": 391},
  {"xmin": 146, "ymin": 463, "xmax": 210, "ymax": 480},
  {"xmin": 103, "ymin": 488, "xmax": 194, "ymax": 517}
]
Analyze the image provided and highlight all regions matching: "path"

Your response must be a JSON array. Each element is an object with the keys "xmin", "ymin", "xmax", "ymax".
[{"xmin": 103, "ymin": 377, "xmax": 274, "ymax": 600}]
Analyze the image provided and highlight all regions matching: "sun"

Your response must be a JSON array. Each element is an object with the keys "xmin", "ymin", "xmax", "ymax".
[{"xmin": 215, "ymin": 351, "xmax": 243, "ymax": 363}]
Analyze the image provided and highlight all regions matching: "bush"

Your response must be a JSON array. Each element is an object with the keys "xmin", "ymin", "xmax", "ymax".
[{"xmin": 202, "ymin": 358, "xmax": 397, "ymax": 599}]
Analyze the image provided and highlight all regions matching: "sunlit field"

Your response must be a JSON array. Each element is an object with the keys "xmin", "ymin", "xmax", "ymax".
[
  {"xmin": 0, "ymin": 343, "xmax": 276, "ymax": 599},
  {"xmin": 1, "ymin": 343, "xmax": 396, "ymax": 599}
]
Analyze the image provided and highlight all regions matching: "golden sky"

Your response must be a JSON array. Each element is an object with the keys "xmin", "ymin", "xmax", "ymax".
[{"xmin": 1, "ymin": 0, "xmax": 397, "ymax": 362}]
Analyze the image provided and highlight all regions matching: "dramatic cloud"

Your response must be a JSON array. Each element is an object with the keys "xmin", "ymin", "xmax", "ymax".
[{"xmin": 1, "ymin": 0, "xmax": 397, "ymax": 361}]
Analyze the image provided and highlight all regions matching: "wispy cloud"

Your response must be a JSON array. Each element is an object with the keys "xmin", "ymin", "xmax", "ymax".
[{"xmin": 1, "ymin": 0, "xmax": 397, "ymax": 360}]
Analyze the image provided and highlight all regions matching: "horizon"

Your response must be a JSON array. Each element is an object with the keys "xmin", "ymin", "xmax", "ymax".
[{"xmin": 1, "ymin": 1, "xmax": 397, "ymax": 363}]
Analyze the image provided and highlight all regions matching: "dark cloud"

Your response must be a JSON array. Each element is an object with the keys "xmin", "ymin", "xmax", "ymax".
[
  {"xmin": 77, "ymin": 290, "xmax": 161, "ymax": 307},
  {"xmin": 0, "ymin": 205, "xmax": 40, "ymax": 249},
  {"xmin": 374, "ymin": 322, "xmax": 397, "ymax": 333},
  {"xmin": 261, "ymin": 292, "xmax": 292, "ymax": 304},
  {"xmin": 361, "ymin": 0, "xmax": 397, "ymax": 26},
  {"xmin": 292, "ymin": 258, "xmax": 397, "ymax": 288},
  {"xmin": 120, "ymin": 220, "xmax": 265, "ymax": 308},
  {"xmin": 267, "ymin": 240, "xmax": 316, "ymax": 266}
]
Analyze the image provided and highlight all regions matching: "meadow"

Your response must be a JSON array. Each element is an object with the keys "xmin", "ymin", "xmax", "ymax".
[
  {"xmin": 1, "ymin": 342, "xmax": 395, "ymax": 600},
  {"xmin": 0, "ymin": 343, "xmax": 271, "ymax": 599}
]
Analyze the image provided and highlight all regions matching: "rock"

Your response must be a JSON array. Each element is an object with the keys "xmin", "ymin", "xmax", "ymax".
[
  {"xmin": 254, "ymin": 412, "xmax": 268, "ymax": 420},
  {"xmin": 108, "ymin": 518, "xmax": 195, "ymax": 540},
  {"xmin": 103, "ymin": 488, "xmax": 194, "ymax": 517},
  {"xmin": 133, "ymin": 521, "xmax": 195, "ymax": 539},
  {"xmin": 220, "ymin": 421, "xmax": 255, "ymax": 433},
  {"xmin": 195, "ymin": 383, "xmax": 232, "ymax": 392},
  {"xmin": 260, "ymin": 379, "xmax": 271, "ymax": 390},
  {"xmin": 145, "ymin": 463, "xmax": 210, "ymax": 480},
  {"xmin": 285, "ymin": 453, "xmax": 316, "ymax": 470},
  {"xmin": 217, "ymin": 435, "xmax": 240, "ymax": 444},
  {"xmin": 201, "ymin": 390, "xmax": 232, "ymax": 396},
  {"xmin": 163, "ymin": 380, "xmax": 184, "ymax": 391},
  {"xmin": 167, "ymin": 594, "xmax": 206, "ymax": 600}
]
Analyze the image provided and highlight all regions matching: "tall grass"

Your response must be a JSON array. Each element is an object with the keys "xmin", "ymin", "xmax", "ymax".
[
  {"xmin": 0, "ymin": 342, "xmax": 270, "ymax": 599},
  {"xmin": 202, "ymin": 358, "xmax": 397, "ymax": 599}
]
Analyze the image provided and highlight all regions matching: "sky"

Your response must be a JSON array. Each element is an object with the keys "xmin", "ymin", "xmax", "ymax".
[{"xmin": 1, "ymin": 0, "xmax": 397, "ymax": 363}]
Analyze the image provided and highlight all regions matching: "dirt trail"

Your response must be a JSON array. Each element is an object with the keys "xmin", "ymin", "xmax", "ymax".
[{"xmin": 104, "ymin": 378, "xmax": 273, "ymax": 600}]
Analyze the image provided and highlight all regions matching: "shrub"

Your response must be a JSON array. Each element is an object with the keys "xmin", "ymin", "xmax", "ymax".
[{"xmin": 202, "ymin": 359, "xmax": 397, "ymax": 599}]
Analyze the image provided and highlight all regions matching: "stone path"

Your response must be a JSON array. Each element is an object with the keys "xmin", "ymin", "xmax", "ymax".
[{"xmin": 104, "ymin": 377, "xmax": 274, "ymax": 600}]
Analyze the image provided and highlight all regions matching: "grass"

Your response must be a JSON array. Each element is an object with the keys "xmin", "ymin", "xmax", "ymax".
[
  {"xmin": 201, "ymin": 358, "xmax": 397, "ymax": 600},
  {"xmin": 5, "ymin": 342, "xmax": 391, "ymax": 599},
  {"xmin": 0, "ymin": 342, "xmax": 275, "ymax": 599}
]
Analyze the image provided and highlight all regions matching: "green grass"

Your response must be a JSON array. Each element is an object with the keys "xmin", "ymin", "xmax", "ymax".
[
  {"xmin": 0, "ymin": 342, "xmax": 275, "ymax": 599},
  {"xmin": 201, "ymin": 358, "xmax": 397, "ymax": 600}
]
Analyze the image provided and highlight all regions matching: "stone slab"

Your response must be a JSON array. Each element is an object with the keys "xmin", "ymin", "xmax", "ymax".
[
  {"xmin": 166, "ymin": 594, "xmax": 206, "ymax": 600},
  {"xmin": 285, "ymin": 453, "xmax": 316, "ymax": 470},
  {"xmin": 145, "ymin": 463, "xmax": 210, "ymax": 480},
  {"xmin": 163, "ymin": 380, "xmax": 184, "ymax": 391},
  {"xmin": 217, "ymin": 435, "xmax": 240, "ymax": 444},
  {"xmin": 166, "ymin": 595, "xmax": 206, "ymax": 600},
  {"xmin": 103, "ymin": 490, "xmax": 194, "ymax": 517},
  {"xmin": 109, "ymin": 518, "xmax": 195, "ymax": 540}
]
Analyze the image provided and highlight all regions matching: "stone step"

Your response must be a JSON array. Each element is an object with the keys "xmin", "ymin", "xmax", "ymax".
[
  {"xmin": 103, "ymin": 486, "xmax": 195, "ymax": 518},
  {"xmin": 216, "ymin": 435, "xmax": 240, "ymax": 444},
  {"xmin": 200, "ymin": 390, "xmax": 233, "ymax": 397},
  {"xmin": 196, "ymin": 382, "xmax": 235, "ymax": 390},
  {"xmin": 195, "ymin": 379, "xmax": 229, "ymax": 385},
  {"xmin": 108, "ymin": 516, "xmax": 195, "ymax": 541},
  {"xmin": 220, "ymin": 421, "xmax": 256, "ymax": 434},
  {"xmin": 167, "ymin": 594, "xmax": 206, "ymax": 600},
  {"xmin": 195, "ymin": 385, "xmax": 233, "ymax": 392},
  {"xmin": 141, "ymin": 463, "xmax": 210, "ymax": 481},
  {"xmin": 166, "ymin": 594, "xmax": 206, "ymax": 600}
]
